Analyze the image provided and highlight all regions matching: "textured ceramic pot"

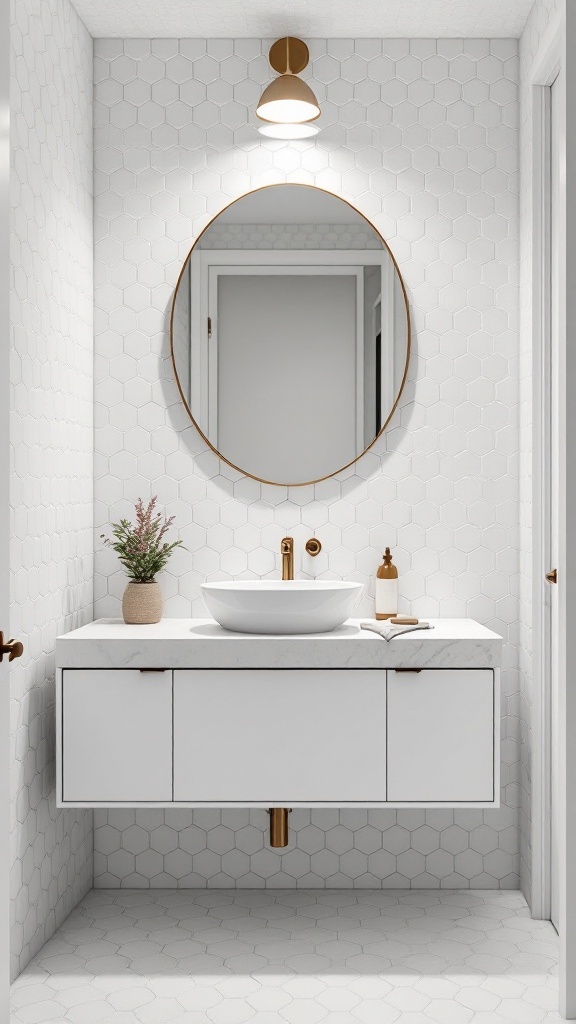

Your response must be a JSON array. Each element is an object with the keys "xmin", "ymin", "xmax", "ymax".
[{"xmin": 122, "ymin": 581, "xmax": 163, "ymax": 624}]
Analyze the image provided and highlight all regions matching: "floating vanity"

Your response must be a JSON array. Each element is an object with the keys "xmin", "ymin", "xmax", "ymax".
[{"xmin": 56, "ymin": 617, "xmax": 501, "ymax": 811}]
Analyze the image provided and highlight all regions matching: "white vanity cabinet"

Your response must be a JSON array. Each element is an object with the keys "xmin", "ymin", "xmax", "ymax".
[
  {"xmin": 387, "ymin": 669, "xmax": 495, "ymax": 803},
  {"xmin": 173, "ymin": 669, "xmax": 387, "ymax": 803},
  {"xmin": 61, "ymin": 669, "xmax": 173, "ymax": 803},
  {"xmin": 55, "ymin": 618, "xmax": 502, "ymax": 809}
]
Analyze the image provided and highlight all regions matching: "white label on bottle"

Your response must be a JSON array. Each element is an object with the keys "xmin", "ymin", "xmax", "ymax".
[{"xmin": 375, "ymin": 577, "xmax": 398, "ymax": 617}]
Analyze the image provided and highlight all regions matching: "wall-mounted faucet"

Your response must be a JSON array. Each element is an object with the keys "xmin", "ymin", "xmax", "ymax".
[
  {"xmin": 281, "ymin": 537, "xmax": 294, "ymax": 580},
  {"xmin": 281, "ymin": 536, "xmax": 322, "ymax": 581}
]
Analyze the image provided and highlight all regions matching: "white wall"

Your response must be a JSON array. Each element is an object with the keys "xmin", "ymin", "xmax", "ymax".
[
  {"xmin": 9, "ymin": 0, "xmax": 94, "ymax": 978},
  {"xmin": 93, "ymin": 37, "xmax": 521, "ymax": 889}
]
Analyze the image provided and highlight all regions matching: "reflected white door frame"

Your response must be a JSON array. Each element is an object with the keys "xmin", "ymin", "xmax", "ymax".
[
  {"xmin": 189, "ymin": 247, "xmax": 396, "ymax": 475},
  {"xmin": 206, "ymin": 262, "xmax": 364, "ymax": 451}
]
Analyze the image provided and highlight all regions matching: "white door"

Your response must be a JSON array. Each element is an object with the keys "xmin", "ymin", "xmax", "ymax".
[
  {"xmin": 548, "ymin": 70, "xmax": 561, "ymax": 935},
  {"xmin": 534, "ymin": 31, "xmax": 574, "ymax": 1015},
  {"xmin": 0, "ymin": 0, "xmax": 10, "ymax": 1010}
]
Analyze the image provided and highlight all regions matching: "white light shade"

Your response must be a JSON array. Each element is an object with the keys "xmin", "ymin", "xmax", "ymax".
[
  {"xmin": 256, "ymin": 74, "xmax": 320, "ymax": 124},
  {"xmin": 258, "ymin": 123, "xmax": 319, "ymax": 140}
]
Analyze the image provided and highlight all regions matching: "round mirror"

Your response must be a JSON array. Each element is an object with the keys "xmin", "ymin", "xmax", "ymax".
[{"xmin": 171, "ymin": 184, "xmax": 410, "ymax": 486}]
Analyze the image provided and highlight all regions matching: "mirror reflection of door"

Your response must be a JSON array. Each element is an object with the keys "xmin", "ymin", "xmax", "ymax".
[
  {"xmin": 171, "ymin": 185, "xmax": 410, "ymax": 485},
  {"xmin": 209, "ymin": 266, "xmax": 360, "ymax": 483}
]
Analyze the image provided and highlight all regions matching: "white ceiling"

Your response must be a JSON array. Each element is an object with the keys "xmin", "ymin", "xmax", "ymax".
[{"xmin": 71, "ymin": 0, "xmax": 535, "ymax": 39}]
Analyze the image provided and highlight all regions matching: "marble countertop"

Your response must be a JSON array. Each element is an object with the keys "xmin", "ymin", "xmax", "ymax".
[{"xmin": 56, "ymin": 618, "xmax": 502, "ymax": 670}]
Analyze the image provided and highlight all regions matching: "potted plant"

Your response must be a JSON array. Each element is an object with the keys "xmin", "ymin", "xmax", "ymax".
[{"xmin": 101, "ymin": 497, "xmax": 183, "ymax": 624}]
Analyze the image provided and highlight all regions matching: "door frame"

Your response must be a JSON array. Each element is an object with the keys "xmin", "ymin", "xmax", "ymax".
[
  {"xmin": 0, "ymin": 0, "xmax": 9, "ymax": 1006},
  {"xmin": 530, "ymin": 15, "xmax": 562, "ymax": 926},
  {"xmin": 563, "ymin": 3, "xmax": 576, "ymax": 1017},
  {"xmin": 530, "ymin": 9, "xmax": 576, "ymax": 1019}
]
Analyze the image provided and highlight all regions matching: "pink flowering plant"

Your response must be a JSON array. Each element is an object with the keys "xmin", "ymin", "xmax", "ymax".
[{"xmin": 101, "ymin": 497, "xmax": 183, "ymax": 583}]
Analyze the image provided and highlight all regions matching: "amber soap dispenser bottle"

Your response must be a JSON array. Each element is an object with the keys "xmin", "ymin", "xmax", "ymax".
[{"xmin": 375, "ymin": 547, "xmax": 398, "ymax": 620}]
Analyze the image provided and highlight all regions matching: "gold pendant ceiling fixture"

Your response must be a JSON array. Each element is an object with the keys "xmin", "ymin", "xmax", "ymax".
[{"xmin": 256, "ymin": 37, "xmax": 320, "ymax": 140}]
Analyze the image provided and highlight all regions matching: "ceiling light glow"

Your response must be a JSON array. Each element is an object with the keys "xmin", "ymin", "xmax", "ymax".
[{"xmin": 258, "ymin": 122, "xmax": 319, "ymax": 140}]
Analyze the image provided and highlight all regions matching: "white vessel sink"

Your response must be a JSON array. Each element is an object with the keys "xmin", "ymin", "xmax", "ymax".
[{"xmin": 201, "ymin": 580, "xmax": 364, "ymax": 635}]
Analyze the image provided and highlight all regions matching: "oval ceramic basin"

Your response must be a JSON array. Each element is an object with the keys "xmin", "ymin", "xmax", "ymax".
[{"xmin": 201, "ymin": 580, "xmax": 364, "ymax": 635}]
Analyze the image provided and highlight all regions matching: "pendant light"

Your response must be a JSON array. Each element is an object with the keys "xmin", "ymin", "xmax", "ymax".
[{"xmin": 256, "ymin": 37, "xmax": 320, "ymax": 128}]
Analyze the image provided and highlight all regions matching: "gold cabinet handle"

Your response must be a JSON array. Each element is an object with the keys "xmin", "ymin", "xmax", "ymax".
[
  {"xmin": 0, "ymin": 631, "xmax": 24, "ymax": 663},
  {"xmin": 546, "ymin": 569, "xmax": 558, "ymax": 584}
]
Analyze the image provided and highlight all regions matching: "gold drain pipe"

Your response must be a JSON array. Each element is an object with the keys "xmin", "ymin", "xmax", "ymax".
[{"xmin": 268, "ymin": 808, "xmax": 291, "ymax": 847}]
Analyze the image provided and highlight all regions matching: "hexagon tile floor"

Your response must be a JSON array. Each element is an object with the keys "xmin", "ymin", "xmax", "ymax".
[{"xmin": 10, "ymin": 889, "xmax": 561, "ymax": 1023}]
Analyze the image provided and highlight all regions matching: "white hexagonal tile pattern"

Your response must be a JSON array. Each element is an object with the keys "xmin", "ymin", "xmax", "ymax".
[
  {"xmin": 93, "ymin": 37, "xmax": 521, "ymax": 890},
  {"xmin": 10, "ymin": 888, "xmax": 561, "ymax": 1022},
  {"xmin": 94, "ymin": 807, "xmax": 521, "ymax": 891},
  {"xmin": 10, "ymin": 0, "xmax": 94, "ymax": 982}
]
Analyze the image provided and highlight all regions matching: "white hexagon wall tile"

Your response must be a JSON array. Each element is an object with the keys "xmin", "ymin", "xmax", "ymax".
[
  {"xmin": 10, "ymin": 0, "xmax": 94, "ymax": 980},
  {"xmin": 93, "ymin": 38, "xmax": 521, "ymax": 890}
]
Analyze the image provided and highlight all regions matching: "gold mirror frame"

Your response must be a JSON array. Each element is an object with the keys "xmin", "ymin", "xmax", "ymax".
[{"xmin": 170, "ymin": 183, "xmax": 411, "ymax": 487}]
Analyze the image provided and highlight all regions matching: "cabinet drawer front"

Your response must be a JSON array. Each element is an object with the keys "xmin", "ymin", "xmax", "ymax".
[
  {"xmin": 387, "ymin": 669, "xmax": 494, "ymax": 803},
  {"xmin": 62, "ymin": 669, "xmax": 173, "ymax": 803},
  {"xmin": 174, "ymin": 669, "xmax": 386, "ymax": 803}
]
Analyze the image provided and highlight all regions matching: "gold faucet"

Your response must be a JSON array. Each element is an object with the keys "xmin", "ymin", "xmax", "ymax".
[{"xmin": 281, "ymin": 537, "xmax": 294, "ymax": 580}]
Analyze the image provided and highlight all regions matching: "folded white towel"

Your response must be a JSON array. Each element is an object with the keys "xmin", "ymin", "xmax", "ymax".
[{"xmin": 360, "ymin": 620, "xmax": 433, "ymax": 641}]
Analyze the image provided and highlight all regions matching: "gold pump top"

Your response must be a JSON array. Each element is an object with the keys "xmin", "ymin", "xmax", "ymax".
[{"xmin": 377, "ymin": 547, "xmax": 398, "ymax": 580}]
